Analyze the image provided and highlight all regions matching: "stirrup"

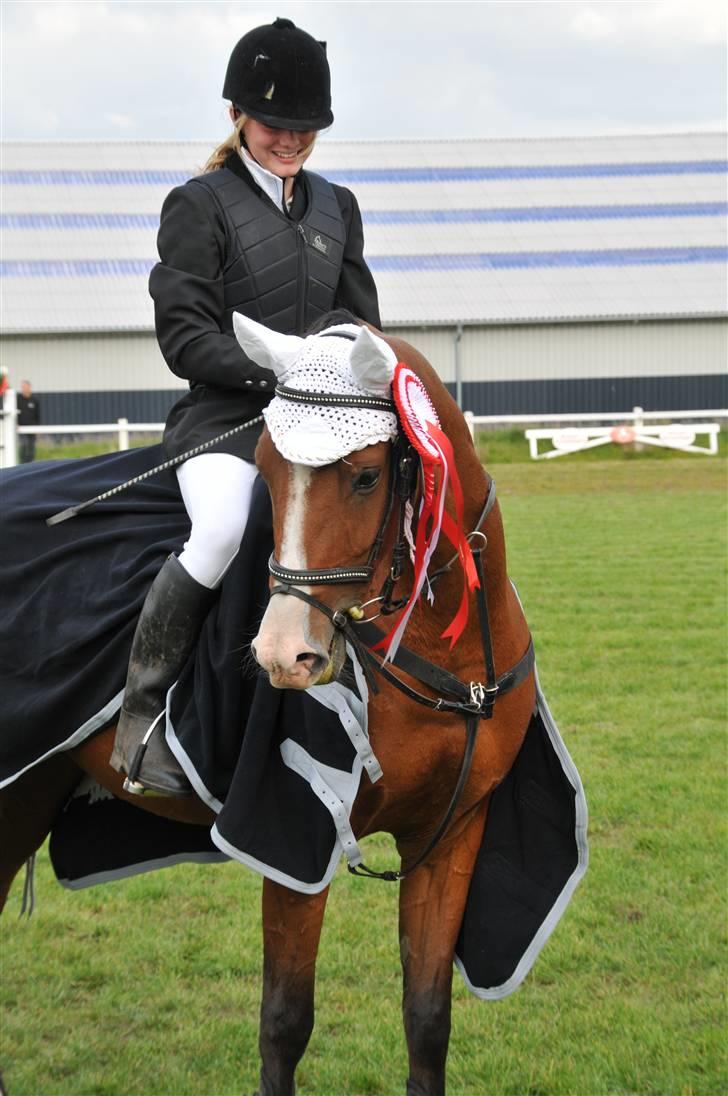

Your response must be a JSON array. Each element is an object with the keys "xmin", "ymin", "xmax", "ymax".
[{"xmin": 122, "ymin": 713, "xmax": 185, "ymax": 798}]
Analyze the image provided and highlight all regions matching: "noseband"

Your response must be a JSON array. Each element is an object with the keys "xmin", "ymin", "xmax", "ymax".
[{"xmin": 265, "ymin": 376, "xmax": 535, "ymax": 882}]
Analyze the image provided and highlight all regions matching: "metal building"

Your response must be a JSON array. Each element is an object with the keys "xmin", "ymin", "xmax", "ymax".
[{"xmin": 2, "ymin": 132, "xmax": 726, "ymax": 425}]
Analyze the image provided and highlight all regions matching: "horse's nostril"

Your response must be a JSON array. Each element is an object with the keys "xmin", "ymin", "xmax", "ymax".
[{"xmin": 295, "ymin": 651, "xmax": 329, "ymax": 677}]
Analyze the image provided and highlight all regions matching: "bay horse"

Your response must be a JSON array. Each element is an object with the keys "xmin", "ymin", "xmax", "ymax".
[{"xmin": 0, "ymin": 318, "xmax": 536, "ymax": 1096}]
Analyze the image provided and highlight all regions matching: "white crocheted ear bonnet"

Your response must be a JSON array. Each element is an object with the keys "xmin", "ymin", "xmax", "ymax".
[{"xmin": 233, "ymin": 315, "xmax": 399, "ymax": 466}]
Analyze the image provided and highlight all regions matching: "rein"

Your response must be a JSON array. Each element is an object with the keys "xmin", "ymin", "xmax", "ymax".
[{"xmin": 267, "ymin": 387, "xmax": 535, "ymax": 881}]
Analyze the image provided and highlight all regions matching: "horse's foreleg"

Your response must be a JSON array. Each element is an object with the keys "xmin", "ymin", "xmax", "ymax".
[
  {"xmin": 256, "ymin": 878, "xmax": 329, "ymax": 1096},
  {"xmin": 0, "ymin": 753, "xmax": 80, "ymax": 912},
  {"xmin": 398, "ymin": 803, "xmax": 488, "ymax": 1096}
]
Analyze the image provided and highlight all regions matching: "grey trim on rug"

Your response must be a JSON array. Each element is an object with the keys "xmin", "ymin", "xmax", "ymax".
[
  {"xmin": 211, "ymin": 732, "xmax": 366, "ymax": 894},
  {"xmin": 210, "ymin": 821, "xmax": 344, "ymax": 896},
  {"xmin": 309, "ymin": 644, "xmax": 383, "ymax": 783},
  {"xmin": 453, "ymin": 676, "xmax": 589, "ymax": 1000},
  {"xmin": 280, "ymin": 740, "xmax": 364, "ymax": 867},
  {"xmin": 0, "ymin": 689, "xmax": 125, "ymax": 790},
  {"xmin": 56, "ymin": 850, "xmax": 230, "ymax": 891},
  {"xmin": 209, "ymin": 660, "xmax": 373, "ymax": 892},
  {"xmin": 164, "ymin": 680, "xmax": 224, "ymax": 814}
]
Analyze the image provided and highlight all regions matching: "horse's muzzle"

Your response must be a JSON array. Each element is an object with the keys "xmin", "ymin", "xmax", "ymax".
[{"xmin": 314, "ymin": 630, "xmax": 347, "ymax": 686}]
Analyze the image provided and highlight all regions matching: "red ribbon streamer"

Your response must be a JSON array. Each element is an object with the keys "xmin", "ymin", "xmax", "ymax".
[{"xmin": 375, "ymin": 382, "xmax": 478, "ymax": 655}]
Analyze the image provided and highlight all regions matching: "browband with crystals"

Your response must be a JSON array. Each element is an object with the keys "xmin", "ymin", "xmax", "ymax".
[
  {"xmin": 269, "ymin": 554, "xmax": 373, "ymax": 585},
  {"xmin": 274, "ymin": 384, "xmax": 396, "ymax": 412}
]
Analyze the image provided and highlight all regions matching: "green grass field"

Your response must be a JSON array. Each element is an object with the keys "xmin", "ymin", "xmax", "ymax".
[{"xmin": 2, "ymin": 453, "xmax": 726, "ymax": 1095}]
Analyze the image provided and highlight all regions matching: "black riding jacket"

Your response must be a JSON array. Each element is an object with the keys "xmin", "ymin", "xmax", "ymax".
[
  {"xmin": 17, "ymin": 394, "xmax": 41, "ymax": 426},
  {"xmin": 151, "ymin": 151, "xmax": 381, "ymax": 461}
]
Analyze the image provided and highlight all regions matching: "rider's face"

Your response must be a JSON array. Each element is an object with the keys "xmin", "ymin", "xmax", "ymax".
[{"xmin": 242, "ymin": 117, "xmax": 316, "ymax": 179}]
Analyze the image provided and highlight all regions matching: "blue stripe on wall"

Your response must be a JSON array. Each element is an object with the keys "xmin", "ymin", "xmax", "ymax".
[
  {"xmin": 329, "ymin": 162, "xmax": 728, "ymax": 184},
  {"xmin": 2, "ymin": 258, "xmax": 155, "ymax": 276},
  {"xmin": 3, "ymin": 201, "xmax": 727, "ymax": 231},
  {"xmin": 368, "ymin": 247, "xmax": 728, "ymax": 272},
  {"xmin": 2, "ymin": 160, "xmax": 727, "ymax": 186},
  {"xmin": 32, "ymin": 374, "xmax": 728, "ymax": 426},
  {"xmin": 3, "ymin": 246, "xmax": 726, "ymax": 279},
  {"xmin": 2, "ymin": 212, "xmax": 162, "ymax": 229},
  {"xmin": 365, "ymin": 202, "xmax": 728, "ymax": 225}
]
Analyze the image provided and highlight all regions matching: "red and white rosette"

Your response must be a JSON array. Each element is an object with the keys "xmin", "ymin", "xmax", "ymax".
[
  {"xmin": 377, "ymin": 364, "xmax": 479, "ymax": 661},
  {"xmin": 395, "ymin": 366, "xmax": 442, "ymax": 459}
]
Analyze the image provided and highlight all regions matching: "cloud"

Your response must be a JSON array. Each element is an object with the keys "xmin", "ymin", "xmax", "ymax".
[
  {"xmin": 569, "ymin": 7, "xmax": 614, "ymax": 41},
  {"xmin": 567, "ymin": 0, "xmax": 727, "ymax": 47},
  {"xmin": 1, "ymin": 0, "xmax": 725, "ymax": 141},
  {"xmin": 104, "ymin": 112, "xmax": 135, "ymax": 131},
  {"xmin": 30, "ymin": 0, "xmax": 97, "ymax": 41}
]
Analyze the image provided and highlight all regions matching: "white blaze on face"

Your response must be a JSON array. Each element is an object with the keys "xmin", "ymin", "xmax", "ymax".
[
  {"xmin": 280, "ymin": 464, "xmax": 312, "ymax": 572},
  {"xmin": 254, "ymin": 464, "xmax": 315, "ymax": 679}
]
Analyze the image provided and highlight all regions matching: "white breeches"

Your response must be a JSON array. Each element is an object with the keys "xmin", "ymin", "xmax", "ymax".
[{"xmin": 176, "ymin": 453, "xmax": 259, "ymax": 589}]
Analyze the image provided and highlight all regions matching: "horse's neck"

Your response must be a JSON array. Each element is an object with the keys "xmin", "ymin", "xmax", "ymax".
[
  {"xmin": 422, "ymin": 380, "xmax": 512, "ymax": 617},
  {"xmin": 379, "ymin": 335, "xmax": 527, "ymax": 673},
  {"xmin": 384, "ymin": 454, "xmax": 518, "ymax": 680},
  {"xmin": 423, "ymin": 493, "xmax": 510, "ymax": 614}
]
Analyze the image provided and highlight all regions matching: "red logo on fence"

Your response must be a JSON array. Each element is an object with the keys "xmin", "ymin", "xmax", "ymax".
[{"xmin": 610, "ymin": 426, "xmax": 636, "ymax": 445}]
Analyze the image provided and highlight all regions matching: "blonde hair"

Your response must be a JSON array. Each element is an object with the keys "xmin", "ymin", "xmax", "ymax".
[
  {"xmin": 203, "ymin": 112, "xmax": 319, "ymax": 174},
  {"xmin": 203, "ymin": 112, "xmax": 247, "ymax": 173}
]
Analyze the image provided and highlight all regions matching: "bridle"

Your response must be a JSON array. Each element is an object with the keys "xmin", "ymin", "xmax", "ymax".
[
  {"xmin": 269, "ymin": 412, "xmax": 416, "ymax": 615},
  {"xmin": 265, "ymin": 378, "xmax": 535, "ymax": 882}
]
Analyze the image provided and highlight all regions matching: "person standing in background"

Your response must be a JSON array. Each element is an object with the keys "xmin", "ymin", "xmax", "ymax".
[{"xmin": 17, "ymin": 380, "xmax": 41, "ymax": 463}]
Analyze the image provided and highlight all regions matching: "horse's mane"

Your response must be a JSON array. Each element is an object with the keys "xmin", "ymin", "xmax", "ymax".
[{"xmin": 382, "ymin": 331, "xmax": 487, "ymax": 492}]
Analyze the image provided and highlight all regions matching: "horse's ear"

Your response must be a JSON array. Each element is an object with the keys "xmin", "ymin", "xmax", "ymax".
[
  {"xmin": 349, "ymin": 326, "xmax": 398, "ymax": 394},
  {"xmin": 233, "ymin": 313, "xmax": 304, "ymax": 376}
]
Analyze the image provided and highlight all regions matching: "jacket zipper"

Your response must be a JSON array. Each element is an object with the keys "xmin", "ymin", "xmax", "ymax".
[{"xmin": 295, "ymin": 222, "xmax": 308, "ymax": 335}]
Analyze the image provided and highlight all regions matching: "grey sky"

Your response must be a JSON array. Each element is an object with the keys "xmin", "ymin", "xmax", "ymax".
[{"xmin": 2, "ymin": 0, "xmax": 726, "ymax": 144}]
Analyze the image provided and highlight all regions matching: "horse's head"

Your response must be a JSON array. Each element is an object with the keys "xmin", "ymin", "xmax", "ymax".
[{"xmin": 234, "ymin": 314, "xmax": 403, "ymax": 689}]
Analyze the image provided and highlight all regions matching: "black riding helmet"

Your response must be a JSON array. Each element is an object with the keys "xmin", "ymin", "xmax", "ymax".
[{"xmin": 223, "ymin": 17, "xmax": 333, "ymax": 131}]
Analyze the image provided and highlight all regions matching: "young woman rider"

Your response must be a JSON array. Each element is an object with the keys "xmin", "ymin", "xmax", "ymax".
[{"xmin": 110, "ymin": 17, "xmax": 381, "ymax": 796}]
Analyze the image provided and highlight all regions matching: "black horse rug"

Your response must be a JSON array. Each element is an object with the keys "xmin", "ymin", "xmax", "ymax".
[{"xmin": 0, "ymin": 446, "xmax": 587, "ymax": 1000}]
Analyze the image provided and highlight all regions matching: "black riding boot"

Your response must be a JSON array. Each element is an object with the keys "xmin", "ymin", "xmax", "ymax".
[{"xmin": 110, "ymin": 554, "xmax": 215, "ymax": 797}]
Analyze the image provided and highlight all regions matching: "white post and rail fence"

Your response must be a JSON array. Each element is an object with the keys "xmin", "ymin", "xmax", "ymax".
[
  {"xmin": 1, "ymin": 387, "xmax": 725, "ymax": 469},
  {"xmin": 0, "ymin": 388, "xmax": 165, "ymax": 469},
  {"xmin": 464, "ymin": 407, "xmax": 726, "ymax": 458}
]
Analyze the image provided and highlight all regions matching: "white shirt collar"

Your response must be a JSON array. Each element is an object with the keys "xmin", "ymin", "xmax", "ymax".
[{"xmin": 240, "ymin": 146, "xmax": 293, "ymax": 211}]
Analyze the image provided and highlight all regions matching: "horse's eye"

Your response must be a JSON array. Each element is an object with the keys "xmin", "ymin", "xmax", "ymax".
[{"xmin": 352, "ymin": 468, "xmax": 381, "ymax": 493}]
